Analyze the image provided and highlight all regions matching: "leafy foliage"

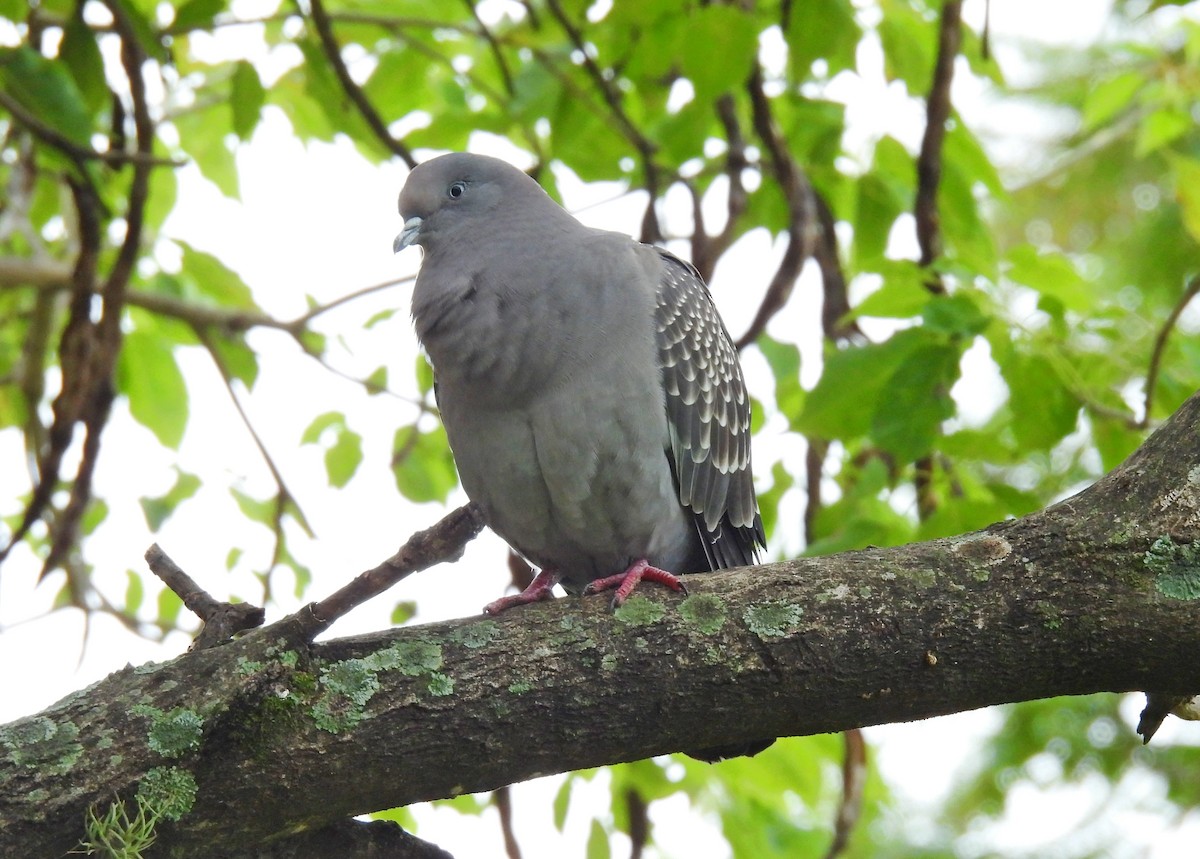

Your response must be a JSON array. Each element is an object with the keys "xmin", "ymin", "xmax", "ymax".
[{"xmin": 1, "ymin": 0, "xmax": 1198, "ymax": 856}]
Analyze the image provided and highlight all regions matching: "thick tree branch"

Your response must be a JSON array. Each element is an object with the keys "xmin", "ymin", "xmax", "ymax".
[{"xmin": 4, "ymin": 390, "xmax": 1200, "ymax": 854}]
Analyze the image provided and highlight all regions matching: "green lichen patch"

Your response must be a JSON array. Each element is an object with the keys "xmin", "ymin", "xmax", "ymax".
[
  {"xmin": 507, "ymin": 680, "xmax": 532, "ymax": 694},
  {"xmin": 679, "ymin": 594, "xmax": 727, "ymax": 634},
  {"xmin": 312, "ymin": 658, "xmax": 381, "ymax": 733},
  {"xmin": 236, "ymin": 657, "xmax": 265, "ymax": 676},
  {"xmin": 743, "ymin": 600, "xmax": 804, "ymax": 638},
  {"xmin": 137, "ymin": 766, "xmax": 198, "ymax": 821},
  {"xmin": 132, "ymin": 705, "xmax": 204, "ymax": 759},
  {"xmin": 614, "ymin": 595, "xmax": 666, "ymax": 627},
  {"xmin": 278, "ymin": 649, "xmax": 300, "ymax": 668},
  {"xmin": 1, "ymin": 717, "xmax": 84, "ymax": 775},
  {"xmin": 1145, "ymin": 535, "xmax": 1200, "ymax": 600},
  {"xmin": 428, "ymin": 672, "xmax": 455, "ymax": 696},
  {"xmin": 600, "ymin": 653, "xmax": 619, "ymax": 673},
  {"xmin": 372, "ymin": 640, "xmax": 443, "ymax": 675},
  {"xmin": 452, "ymin": 620, "xmax": 500, "ymax": 649}
]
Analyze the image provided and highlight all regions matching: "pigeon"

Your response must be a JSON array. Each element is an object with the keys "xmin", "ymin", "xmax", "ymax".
[{"xmin": 394, "ymin": 152, "xmax": 765, "ymax": 616}]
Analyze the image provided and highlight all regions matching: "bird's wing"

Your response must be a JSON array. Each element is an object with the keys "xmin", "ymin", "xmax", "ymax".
[{"xmin": 654, "ymin": 249, "xmax": 765, "ymax": 570}]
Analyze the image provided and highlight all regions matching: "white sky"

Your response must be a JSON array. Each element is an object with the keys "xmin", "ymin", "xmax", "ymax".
[{"xmin": 2, "ymin": 0, "xmax": 1198, "ymax": 856}]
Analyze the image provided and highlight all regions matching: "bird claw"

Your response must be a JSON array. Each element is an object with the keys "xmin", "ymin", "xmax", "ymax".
[
  {"xmin": 483, "ymin": 568, "xmax": 561, "ymax": 615},
  {"xmin": 583, "ymin": 559, "xmax": 688, "ymax": 608}
]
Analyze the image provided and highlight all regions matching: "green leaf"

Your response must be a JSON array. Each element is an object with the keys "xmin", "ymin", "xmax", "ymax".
[
  {"xmin": 756, "ymin": 336, "xmax": 804, "ymax": 422},
  {"xmin": 125, "ymin": 570, "xmax": 145, "ymax": 615},
  {"xmin": 680, "ymin": 6, "xmax": 758, "ymax": 102},
  {"xmin": 1004, "ymin": 354, "xmax": 1079, "ymax": 450},
  {"xmin": 1081, "ymin": 70, "xmax": 1143, "ymax": 131},
  {"xmin": 173, "ymin": 0, "xmax": 225, "ymax": 32},
  {"xmin": 852, "ymin": 262, "xmax": 929, "ymax": 320},
  {"xmin": 1005, "ymin": 245, "xmax": 1090, "ymax": 312},
  {"xmin": 117, "ymin": 327, "xmax": 189, "ymax": 449},
  {"xmin": 921, "ymin": 292, "xmax": 990, "ymax": 336},
  {"xmin": 178, "ymin": 242, "xmax": 257, "ymax": 309},
  {"xmin": 173, "ymin": 107, "xmax": 240, "ymax": 199},
  {"xmin": 231, "ymin": 487, "xmax": 276, "ymax": 527},
  {"xmin": 585, "ymin": 820, "xmax": 611, "ymax": 859},
  {"xmin": 139, "ymin": 468, "xmax": 202, "ymax": 532},
  {"xmin": 61, "ymin": 10, "xmax": 108, "ymax": 115},
  {"xmin": 877, "ymin": 0, "xmax": 935, "ymax": 90},
  {"xmin": 325, "ymin": 427, "xmax": 363, "ymax": 489},
  {"xmin": 364, "ymin": 366, "xmax": 388, "ymax": 395},
  {"xmin": 392, "ymin": 425, "xmax": 458, "ymax": 504},
  {"xmin": 0, "ymin": 46, "xmax": 93, "ymax": 145},
  {"xmin": 797, "ymin": 328, "xmax": 931, "ymax": 440},
  {"xmin": 552, "ymin": 777, "xmax": 573, "ymax": 832},
  {"xmin": 1135, "ymin": 107, "xmax": 1191, "ymax": 157},
  {"xmin": 787, "ymin": 0, "xmax": 859, "ymax": 79},
  {"xmin": 869, "ymin": 341, "xmax": 960, "ymax": 461},
  {"xmin": 390, "ymin": 601, "xmax": 416, "ymax": 625},
  {"xmin": 230, "ymin": 61, "xmax": 266, "ymax": 141},
  {"xmin": 157, "ymin": 588, "xmax": 183, "ymax": 630},
  {"xmin": 301, "ymin": 411, "xmax": 344, "ymax": 445},
  {"xmin": 1169, "ymin": 155, "xmax": 1200, "ymax": 244}
]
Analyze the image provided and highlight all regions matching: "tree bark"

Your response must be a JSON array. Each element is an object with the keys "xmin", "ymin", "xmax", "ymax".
[{"xmin": 3, "ymin": 391, "xmax": 1200, "ymax": 856}]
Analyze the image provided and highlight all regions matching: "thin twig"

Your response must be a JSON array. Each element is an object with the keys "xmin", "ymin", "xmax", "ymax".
[
  {"xmin": 542, "ymin": 0, "xmax": 663, "ymax": 241},
  {"xmin": 493, "ymin": 785, "xmax": 522, "ymax": 859},
  {"xmin": 736, "ymin": 68, "xmax": 816, "ymax": 349},
  {"xmin": 1142, "ymin": 273, "xmax": 1200, "ymax": 427},
  {"xmin": 145, "ymin": 544, "xmax": 266, "ymax": 649},
  {"xmin": 0, "ymin": 92, "xmax": 184, "ymax": 170},
  {"xmin": 626, "ymin": 789, "xmax": 649, "ymax": 859},
  {"xmin": 822, "ymin": 728, "xmax": 867, "ymax": 859},
  {"xmin": 297, "ymin": 504, "xmax": 485, "ymax": 638},
  {"xmin": 306, "ymin": 0, "xmax": 417, "ymax": 168},
  {"xmin": 914, "ymin": 0, "xmax": 963, "ymax": 284}
]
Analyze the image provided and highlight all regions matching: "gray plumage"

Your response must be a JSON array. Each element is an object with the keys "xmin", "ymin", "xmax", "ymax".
[{"xmin": 395, "ymin": 152, "xmax": 764, "ymax": 607}]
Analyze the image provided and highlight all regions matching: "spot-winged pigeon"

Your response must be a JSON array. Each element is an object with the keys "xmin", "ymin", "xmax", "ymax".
[{"xmin": 394, "ymin": 153, "xmax": 765, "ymax": 615}]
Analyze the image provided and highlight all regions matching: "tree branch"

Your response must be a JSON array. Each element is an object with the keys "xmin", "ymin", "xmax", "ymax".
[
  {"xmin": 306, "ymin": 0, "xmax": 418, "ymax": 168},
  {"xmin": 4, "ymin": 389, "xmax": 1200, "ymax": 855}
]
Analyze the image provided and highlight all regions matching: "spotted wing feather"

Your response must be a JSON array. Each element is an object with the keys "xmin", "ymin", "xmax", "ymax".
[{"xmin": 654, "ymin": 250, "xmax": 765, "ymax": 570}]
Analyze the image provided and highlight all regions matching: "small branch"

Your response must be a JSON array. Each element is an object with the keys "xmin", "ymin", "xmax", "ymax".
[
  {"xmin": 1142, "ymin": 273, "xmax": 1200, "ymax": 426},
  {"xmin": 493, "ymin": 785, "xmax": 522, "ymax": 859},
  {"xmin": 914, "ymin": 0, "xmax": 963, "ymax": 284},
  {"xmin": 542, "ymin": 0, "xmax": 662, "ymax": 240},
  {"xmin": 0, "ymin": 92, "xmax": 183, "ymax": 170},
  {"xmin": 812, "ymin": 190, "xmax": 861, "ymax": 342},
  {"xmin": 297, "ymin": 503, "xmax": 485, "ymax": 638},
  {"xmin": 462, "ymin": 0, "xmax": 515, "ymax": 95},
  {"xmin": 626, "ymin": 789, "xmax": 649, "ymax": 859},
  {"xmin": 306, "ymin": 0, "xmax": 417, "ymax": 168},
  {"xmin": 736, "ymin": 68, "xmax": 816, "ymax": 349},
  {"xmin": 822, "ymin": 729, "xmax": 867, "ymax": 859},
  {"xmin": 144, "ymin": 544, "xmax": 265, "ymax": 650},
  {"xmin": 195, "ymin": 326, "xmax": 312, "ymax": 560}
]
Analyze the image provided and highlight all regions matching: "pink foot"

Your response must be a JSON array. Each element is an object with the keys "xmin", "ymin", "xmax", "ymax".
[
  {"xmin": 484, "ymin": 569, "xmax": 561, "ymax": 615},
  {"xmin": 582, "ymin": 559, "xmax": 688, "ymax": 607}
]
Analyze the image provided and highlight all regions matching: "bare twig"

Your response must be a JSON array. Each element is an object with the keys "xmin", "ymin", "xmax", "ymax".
[
  {"xmin": 0, "ymin": 92, "xmax": 183, "ymax": 170},
  {"xmin": 822, "ymin": 728, "xmax": 867, "ymax": 859},
  {"xmin": 626, "ymin": 789, "xmax": 649, "ymax": 859},
  {"xmin": 542, "ymin": 0, "xmax": 663, "ymax": 241},
  {"xmin": 306, "ymin": 0, "xmax": 417, "ymax": 168},
  {"xmin": 1142, "ymin": 274, "xmax": 1200, "ymax": 426},
  {"xmin": 296, "ymin": 504, "xmax": 485, "ymax": 638},
  {"xmin": 144, "ymin": 544, "xmax": 265, "ymax": 650},
  {"xmin": 736, "ymin": 69, "xmax": 816, "ymax": 349},
  {"xmin": 493, "ymin": 785, "xmax": 522, "ymax": 859},
  {"xmin": 914, "ymin": 0, "xmax": 963, "ymax": 283}
]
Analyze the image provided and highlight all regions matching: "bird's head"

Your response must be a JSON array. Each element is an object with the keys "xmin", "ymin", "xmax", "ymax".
[{"xmin": 393, "ymin": 152, "xmax": 553, "ymax": 255}]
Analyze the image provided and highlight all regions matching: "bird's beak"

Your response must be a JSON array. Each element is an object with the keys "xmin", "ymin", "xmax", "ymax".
[{"xmin": 393, "ymin": 216, "xmax": 424, "ymax": 253}]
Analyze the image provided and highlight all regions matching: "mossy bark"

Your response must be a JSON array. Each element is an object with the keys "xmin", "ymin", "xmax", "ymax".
[{"xmin": 3, "ymin": 392, "xmax": 1200, "ymax": 856}]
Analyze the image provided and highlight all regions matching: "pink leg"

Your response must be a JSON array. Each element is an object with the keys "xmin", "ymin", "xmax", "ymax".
[
  {"xmin": 582, "ymin": 559, "xmax": 688, "ymax": 607},
  {"xmin": 484, "ymin": 568, "xmax": 562, "ymax": 615}
]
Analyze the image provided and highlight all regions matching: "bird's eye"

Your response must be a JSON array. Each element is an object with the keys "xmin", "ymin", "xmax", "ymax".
[{"xmin": 448, "ymin": 181, "xmax": 467, "ymax": 200}]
